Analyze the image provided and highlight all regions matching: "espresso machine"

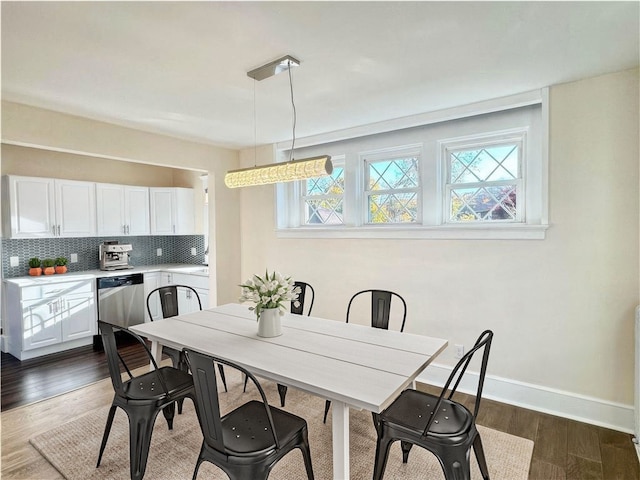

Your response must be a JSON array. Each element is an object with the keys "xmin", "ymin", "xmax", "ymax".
[{"xmin": 99, "ymin": 241, "xmax": 133, "ymax": 270}]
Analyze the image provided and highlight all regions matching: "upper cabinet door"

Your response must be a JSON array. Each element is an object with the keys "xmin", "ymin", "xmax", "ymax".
[
  {"xmin": 174, "ymin": 187, "xmax": 195, "ymax": 234},
  {"xmin": 4, "ymin": 176, "xmax": 57, "ymax": 238},
  {"xmin": 96, "ymin": 184, "xmax": 149, "ymax": 236},
  {"xmin": 149, "ymin": 187, "xmax": 195, "ymax": 235},
  {"xmin": 55, "ymin": 179, "xmax": 96, "ymax": 237},
  {"xmin": 96, "ymin": 183, "xmax": 126, "ymax": 236},
  {"xmin": 125, "ymin": 186, "xmax": 150, "ymax": 235},
  {"xmin": 149, "ymin": 188, "xmax": 175, "ymax": 235}
]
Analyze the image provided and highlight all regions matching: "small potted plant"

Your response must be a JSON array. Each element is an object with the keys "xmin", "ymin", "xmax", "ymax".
[
  {"xmin": 42, "ymin": 258, "xmax": 56, "ymax": 275},
  {"xmin": 28, "ymin": 257, "xmax": 42, "ymax": 276},
  {"xmin": 55, "ymin": 257, "xmax": 68, "ymax": 274}
]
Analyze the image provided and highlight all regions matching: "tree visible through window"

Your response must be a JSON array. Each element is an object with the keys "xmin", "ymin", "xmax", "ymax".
[
  {"xmin": 447, "ymin": 142, "xmax": 522, "ymax": 222},
  {"xmin": 303, "ymin": 163, "xmax": 344, "ymax": 225},
  {"xmin": 365, "ymin": 152, "xmax": 420, "ymax": 224}
]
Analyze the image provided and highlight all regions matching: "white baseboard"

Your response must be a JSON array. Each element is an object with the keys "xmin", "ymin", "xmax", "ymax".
[{"xmin": 418, "ymin": 362, "xmax": 635, "ymax": 434}]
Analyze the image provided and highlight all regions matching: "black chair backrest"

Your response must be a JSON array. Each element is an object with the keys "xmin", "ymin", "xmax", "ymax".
[
  {"xmin": 99, "ymin": 320, "xmax": 160, "ymax": 397},
  {"xmin": 291, "ymin": 281, "xmax": 314, "ymax": 316},
  {"xmin": 146, "ymin": 285, "xmax": 202, "ymax": 320},
  {"xmin": 184, "ymin": 348, "xmax": 282, "ymax": 453},
  {"xmin": 346, "ymin": 289, "xmax": 407, "ymax": 332},
  {"xmin": 423, "ymin": 329, "xmax": 493, "ymax": 436}
]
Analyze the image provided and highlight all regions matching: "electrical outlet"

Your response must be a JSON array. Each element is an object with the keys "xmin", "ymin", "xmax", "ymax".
[
  {"xmin": 10, "ymin": 256, "xmax": 19, "ymax": 267},
  {"xmin": 455, "ymin": 344, "xmax": 464, "ymax": 359},
  {"xmin": 156, "ymin": 248, "xmax": 162, "ymax": 256},
  {"xmin": 70, "ymin": 253, "xmax": 78, "ymax": 263},
  {"xmin": 191, "ymin": 247, "xmax": 197, "ymax": 256}
]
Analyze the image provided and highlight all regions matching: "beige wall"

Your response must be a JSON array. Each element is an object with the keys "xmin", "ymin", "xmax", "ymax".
[
  {"xmin": 238, "ymin": 69, "xmax": 640, "ymax": 410},
  {"xmin": 1, "ymin": 102, "xmax": 241, "ymax": 305}
]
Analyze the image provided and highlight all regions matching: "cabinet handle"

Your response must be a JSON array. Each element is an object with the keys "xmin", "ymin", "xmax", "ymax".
[
  {"xmin": 127, "ymin": 225, "xmax": 130, "ymax": 234},
  {"xmin": 52, "ymin": 225, "xmax": 56, "ymax": 236},
  {"xmin": 57, "ymin": 225, "xmax": 61, "ymax": 236}
]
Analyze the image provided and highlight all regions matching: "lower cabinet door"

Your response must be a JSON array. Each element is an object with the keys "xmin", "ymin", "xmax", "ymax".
[
  {"xmin": 61, "ymin": 295, "xmax": 96, "ymax": 341},
  {"xmin": 23, "ymin": 302, "xmax": 62, "ymax": 351}
]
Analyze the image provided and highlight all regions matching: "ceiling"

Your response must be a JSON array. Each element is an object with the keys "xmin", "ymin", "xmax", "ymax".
[{"xmin": 2, "ymin": 2, "xmax": 638, "ymax": 150}]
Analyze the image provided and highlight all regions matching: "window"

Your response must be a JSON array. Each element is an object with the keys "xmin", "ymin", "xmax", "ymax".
[
  {"xmin": 302, "ymin": 159, "xmax": 345, "ymax": 225},
  {"xmin": 276, "ymin": 91, "xmax": 548, "ymax": 239},
  {"xmin": 444, "ymin": 134, "xmax": 524, "ymax": 223},
  {"xmin": 363, "ymin": 147, "xmax": 420, "ymax": 224}
]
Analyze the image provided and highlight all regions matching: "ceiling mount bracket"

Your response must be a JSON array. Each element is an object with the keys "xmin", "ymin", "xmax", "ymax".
[{"xmin": 247, "ymin": 55, "xmax": 300, "ymax": 81}]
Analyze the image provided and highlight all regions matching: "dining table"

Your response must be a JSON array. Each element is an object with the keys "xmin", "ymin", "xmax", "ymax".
[{"xmin": 130, "ymin": 303, "xmax": 448, "ymax": 480}]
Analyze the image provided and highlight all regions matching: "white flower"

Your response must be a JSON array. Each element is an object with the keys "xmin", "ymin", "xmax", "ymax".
[{"xmin": 238, "ymin": 269, "xmax": 300, "ymax": 319}]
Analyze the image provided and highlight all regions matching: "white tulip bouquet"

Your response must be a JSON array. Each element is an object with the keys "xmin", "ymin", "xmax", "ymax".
[{"xmin": 239, "ymin": 270, "xmax": 301, "ymax": 318}]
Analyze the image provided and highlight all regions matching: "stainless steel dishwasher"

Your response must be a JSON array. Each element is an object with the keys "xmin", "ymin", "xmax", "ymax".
[{"xmin": 94, "ymin": 273, "xmax": 145, "ymax": 349}]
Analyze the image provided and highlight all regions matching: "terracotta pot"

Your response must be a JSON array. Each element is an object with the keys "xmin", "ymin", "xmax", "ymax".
[
  {"xmin": 55, "ymin": 266, "xmax": 67, "ymax": 274},
  {"xmin": 43, "ymin": 267, "xmax": 55, "ymax": 275},
  {"xmin": 29, "ymin": 267, "xmax": 42, "ymax": 276}
]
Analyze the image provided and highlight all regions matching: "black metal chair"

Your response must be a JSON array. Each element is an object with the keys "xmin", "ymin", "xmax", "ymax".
[
  {"xmin": 346, "ymin": 289, "xmax": 407, "ymax": 332},
  {"xmin": 146, "ymin": 285, "xmax": 229, "ymax": 402},
  {"xmin": 291, "ymin": 281, "xmax": 315, "ymax": 316},
  {"xmin": 372, "ymin": 330, "xmax": 494, "ymax": 480},
  {"xmin": 322, "ymin": 289, "xmax": 407, "ymax": 423},
  {"xmin": 274, "ymin": 281, "xmax": 315, "ymax": 407},
  {"xmin": 184, "ymin": 348, "xmax": 315, "ymax": 480},
  {"xmin": 96, "ymin": 321, "xmax": 195, "ymax": 480}
]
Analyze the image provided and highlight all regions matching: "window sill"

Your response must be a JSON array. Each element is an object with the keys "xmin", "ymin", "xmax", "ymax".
[{"xmin": 276, "ymin": 223, "xmax": 549, "ymax": 240}]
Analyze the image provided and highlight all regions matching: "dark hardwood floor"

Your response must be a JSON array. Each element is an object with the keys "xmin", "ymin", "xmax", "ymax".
[
  {"xmin": 2, "ymin": 346, "xmax": 639, "ymax": 479},
  {"xmin": 1, "ymin": 340, "xmax": 151, "ymax": 411}
]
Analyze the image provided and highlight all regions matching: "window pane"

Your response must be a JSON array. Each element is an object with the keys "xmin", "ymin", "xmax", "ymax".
[
  {"xmin": 369, "ymin": 158, "xmax": 418, "ymax": 190},
  {"xmin": 306, "ymin": 167, "xmax": 344, "ymax": 195},
  {"xmin": 305, "ymin": 198, "xmax": 344, "ymax": 224},
  {"xmin": 368, "ymin": 192, "xmax": 418, "ymax": 223},
  {"xmin": 450, "ymin": 185, "xmax": 517, "ymax": 221},
  {"xmin": 451, "ymin": 145, "xmax": 518, "ymax": 184}
]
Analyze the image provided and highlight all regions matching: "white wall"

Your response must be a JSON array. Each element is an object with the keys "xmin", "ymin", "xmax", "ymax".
[
  {"xmin": 1, "ymin": 101, "xmax": 242, "ymax": 305},
  {"xmin": 238, "ymin": 69, "xmax": 640, "ymax": 430}
]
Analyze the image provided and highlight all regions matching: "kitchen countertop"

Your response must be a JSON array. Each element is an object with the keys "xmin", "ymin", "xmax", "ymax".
[{"xmin": 3, "ymin": 264, "xmax": 209, "ymax": 287}]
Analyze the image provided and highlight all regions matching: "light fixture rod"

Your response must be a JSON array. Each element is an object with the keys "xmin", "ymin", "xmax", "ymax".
[{"xmin": 247, "ymin": 55, "xmax": 300, "ymax": 81}]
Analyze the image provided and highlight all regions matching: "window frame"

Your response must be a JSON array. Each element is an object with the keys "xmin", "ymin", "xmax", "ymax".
[
  {"xmin": 442, "ymin": 130, "xmax": 527, "ymax": 225},
  {"xmin": 361, "ymin": 145, "xmax": 422, "ymax": 225},
  {"xmin": 275, "ymin": 89, "xmax": 549, "ymax": 240}
]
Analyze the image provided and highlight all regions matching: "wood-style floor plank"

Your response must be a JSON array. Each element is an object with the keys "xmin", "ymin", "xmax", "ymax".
[
  {"xmin": 532, "ymin": 413, "xmax": 569, "ymax": 468},
  {"xmin": 567, "ymin": 420, "xmax": 602, "ymax": 463}
]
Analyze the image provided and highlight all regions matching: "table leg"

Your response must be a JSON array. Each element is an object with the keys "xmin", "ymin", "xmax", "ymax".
[
  {"xmin": 149, "ymin": 340, "xmax": 162, "ymax": 371},
  {"xmin": 332, "ymin": 400, "xmax": 350, "ymax": 479}
]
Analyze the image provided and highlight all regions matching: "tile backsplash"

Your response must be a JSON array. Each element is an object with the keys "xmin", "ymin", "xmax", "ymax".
[{"xmin": 1, "ymin": 235, "xmax": 205, "ymax": 278}]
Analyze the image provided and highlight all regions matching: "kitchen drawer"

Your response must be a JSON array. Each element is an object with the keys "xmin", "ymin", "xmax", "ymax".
[
  {"xmin": 165, "ymin": 272, "xmax": 208, "ymax": 290},
  {"xmin": 20, "ymin": 280, "xmax": 94, "ymax": 302}
]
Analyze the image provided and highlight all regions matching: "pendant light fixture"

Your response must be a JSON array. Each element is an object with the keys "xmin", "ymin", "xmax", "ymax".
[{"xmin": 224, "ymin": 55, "xmax": 332, "ymax": 188}]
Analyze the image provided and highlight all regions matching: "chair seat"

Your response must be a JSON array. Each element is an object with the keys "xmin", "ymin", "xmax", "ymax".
[
  {"xmin": 222, "ymin": 400, "xmax": 307, "ymax": 456},
  {"xmin": 122, "ymin": 366, "xmax": 194, "ymax": 401},
  {"xmin": 382, "ymin": 390, "xmax": 473, "ymax": 440}
]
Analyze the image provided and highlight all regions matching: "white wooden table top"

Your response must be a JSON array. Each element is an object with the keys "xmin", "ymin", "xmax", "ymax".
[{"xmin": 130, "ymin": 303, "xmax": 448, "ymax": 413}]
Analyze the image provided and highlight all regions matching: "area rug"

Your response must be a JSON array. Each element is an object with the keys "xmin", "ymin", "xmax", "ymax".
[{"xmin": 30, "ymin": 370, "xmax": 533, "ymax": 479}]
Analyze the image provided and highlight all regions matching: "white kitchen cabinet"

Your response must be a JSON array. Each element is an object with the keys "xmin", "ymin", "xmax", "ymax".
[
  {"xmin": 156, "ymin": 271, "xmax": 209, "ymax": 314},
  {"xmin": 2, "ymin": 175, "xmax": 96, "ymax": 238},
  {"xmin": 4, "ymin": 277, "xmax": 97, "ymax": 360},
  {"xmin": 96, "ymin": 183, "xmax": 150, "ymax": 236},
  {"xmin": 143, "ymin": 272, "xmax": 162, "ymax": 322},
  {"xmin": 149, "ymin": 187, "xmax": 195, "ymax": 235}
]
